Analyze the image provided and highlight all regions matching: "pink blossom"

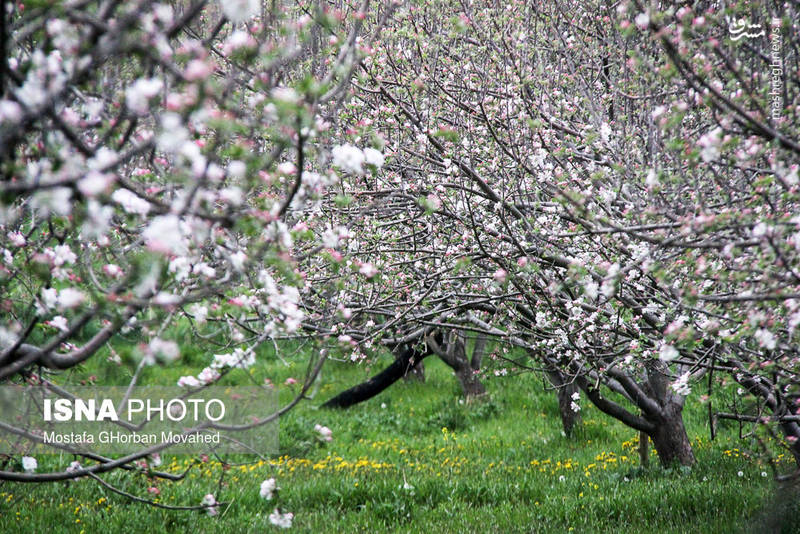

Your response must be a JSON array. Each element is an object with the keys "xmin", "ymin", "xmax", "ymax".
[
  {"xmin": 314, "ymin": 424, "xmax": 333, "ymax": 442},
  {"xmin": 7, "ymin": 232, "xmax": 25, "ymax": 247},
  {"xmin": 200, "ymin": 493, "xmax": 218, "ymax": 516},
  {"xmin": 184, "ymin": 59, "xmax": 214, "ymax": 81},
  {"xmin": 177, "ymin": 375, "xmax": 201, "ymax": 388},
  {"xmin": 359, "ymin": 262, "xmax": 378, "ymax": 278},
  {"xmin": 103, "ymin": 264, "xmax": 123, "ymax": 278}
]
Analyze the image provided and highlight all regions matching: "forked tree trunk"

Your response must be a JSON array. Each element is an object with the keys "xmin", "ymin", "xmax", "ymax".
[
  {"xmin": 427, "ymin": 331, "xmax": 486, "ymax": 399},
  {"xmin": 641, "ymin": 361, "xmax": 696, "ymax": 467},
  {"xmin": 574, "ymin": 359, "xmax": 696, "ymax": 467}
]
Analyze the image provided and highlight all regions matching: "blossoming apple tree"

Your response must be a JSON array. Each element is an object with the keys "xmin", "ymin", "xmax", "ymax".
[
  {"xmin": 0, "ymin": 0, "xmax": 394, "ymax": 512},
  {"xmin": 313, "ymin": 0, "xmax": 800, "ymax": 469}
]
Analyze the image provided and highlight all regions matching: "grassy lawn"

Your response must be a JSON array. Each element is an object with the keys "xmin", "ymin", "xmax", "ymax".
[{"xmin": 0, "ymin": 347, "xmax": 793, "ymax": 533}]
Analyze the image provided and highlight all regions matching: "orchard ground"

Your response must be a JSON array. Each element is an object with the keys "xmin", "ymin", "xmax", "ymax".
[{"xmin": 0, "ymin": 343, "xmax": 794, "ymax": 533}]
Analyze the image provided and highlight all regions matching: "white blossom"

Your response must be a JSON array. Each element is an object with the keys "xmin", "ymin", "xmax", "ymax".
[
  {"xmin": 229, "ymin": 250, "xmax": 248, "ymax": 271},
  {"xmin": 157, "ymin": 112, "xmax": 189, "ymax": 153},
  {"xmin": 148, "ymin": 338, "xmax": 180, "ymax": 363},
  {"xmin": 359, "ymin": 262, "xmax": 378, "ymax": 278},
  {"xmin": 271, "ymin": 87, "xmax": 300, "ymax": 104},
  {"xmin": 177, "ymin": 375, "xmax": 201, "ymax": 388},
  {"xmin": 125, "ymin": 77, "xmax": 163, "ymax": 114},
  {"xmin": 260, "ymin": 478, "xmax": 278, "ymax": 500},
  {"xmin": 697, "ymin": 127, "xmax": 722, "ymax": 162},
  {"xmin": 212, "ymin": 347, "xmax": 256, "ymax": 369},
  {"xmin": 755, "ymin": 328, "xmax": 777, "ymax": 350},
  {"xmin": 7, "ymin": 231, "xmax": 25, "ymax": 247},
  {"xmin": 570, "ymin": 391, "xmax": 581, "ymax": 412},
  {"xmin": 228, "ymin": 160, "xmax": 247, "ymax": 179},
  {"xmin": 0, "ymin": 100, "xmax": 23, "ymax": 123},
  {"xmin": 659, "ymin": 344, "xmax": 679, "ymax": 362},
  {"xmin": 31, "ymin": 187, "xmax": 73, "ymax": 216},
  {"xmin": 83, "ymin": 200, "xmax": 114, "ymax": 239},
  {"xmin": 51, "ymin": 244, "xmax": 77, "ymax": 266},
  {"xmin": 111, "ymin": 188, "xmax": 151, "ymax": 215},
  {"xmin": 58, "ymin": 288, "xmax": 86, "ymax": 309},
  {"xmin": 599, "ymin": 122, "xmax": 612, "ymax": 142},
  {"xmin": 583, "ymin": 278, "xmax": 598, "ymax": 299},
  {"xmin": 198, "ymin": 367, "xmax": 220, "ymax": 384},
  {"xmin": 49, "ymin": 315, "xmax": 69, "ymax": 332},
  {"xmin": 331, "ymin": 144, "xmax": 365, "ymax": 175},
  {"xmin": 751, "ymin": 223, "xmax": 769, "ymax": 238},
  {"xmin": 201, "ymin": 493, "xmax": 218, "ymax": 516},
  {"xmin": 143, "ymin": 215, "xmax": 186, "ymax": 255},
  {"xmin": 671, "ymin": 372, "xmax": 691, "ymax": 396},
  {"xmin": 269, "ymin": 509, "xmax": 294, "ymax": 529},
  {"xmin": 363, "ymin": 147, "xmax": 385, "ymax": 169},
  {"xmin": 190, "ymin": 304, "xmax": 209, "ymax": 324},
  {"xmin": 22, "ymin": 456, "xmax": 37, "ymax": 473},
  {"xmin": 78, "ymin": 171, "xmax": 115, "ymax": 197}
]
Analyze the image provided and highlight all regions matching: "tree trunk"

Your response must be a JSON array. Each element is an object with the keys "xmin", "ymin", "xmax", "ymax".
[
  {"xmin": 402, "ymin": 358, "xmax": 426, "ymax": 382},
  {"xmin": 640, "ymin": 360, "xmax": 695, "ymax": 467},
  {"xmin": 779, "ymin": 420, "xmax": 800, "ymax": 468},
  {"xmin": 735, "ymin": 372, "xmax": 800, "ymax": 468},
  {"xmin": 453, "ymin": 363, "xmax": 486, "ymax": 399},
  {"xmin": 755, "ymin": 474, "xmax": 800, "ymax": 533},
  {"xmin": 638, "ymin": 431, "xmax": 649, "ymax": 468},
  {"xmin": 322, "ymin": 345, "xmax": 430, "ymax": 409},
  {"xmin": 773, "ymin": 396, "xmax": 800, "ymax": 467},
  {"xmin": 547, "ymin": 371, "xmax": 581, "ymax": 437},
  {"xmin": 647, "ymin": 402, "xmax": 695, "ymax": 467},
  {"xmin": 427, "ymin": 331, "xmax": 486, "ymax": 399}
]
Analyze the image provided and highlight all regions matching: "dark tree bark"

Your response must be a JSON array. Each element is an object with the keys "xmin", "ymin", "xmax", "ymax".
[
  {"xmin": 755, "ymin": 473, "xmax": 800, "ymax": 533},
  {"xmin": 638, "ymin": 431, "xmax": 650, "ymax": 468},
  {"xmin": 573, "ymin": 359, "xmax": 696, "ymax": 467},
  {"xmin": 547, "ymin": 371, "xmax": 581, "ymax": 437},
  {"xmin": 647, "ymin": 400, "xmax": 695, "ymax": 466},
  {"xmin": 734, "ymin": 371, "xmax": 800, "ymax": 468},
  {"xmin": 641, "ymin": 362, "xmax": 695, "ymax": 467},
  {"xmin": 321, "ymin": 344, "xmax": 432, "ymax": 409},
  {"xmin": 471, "ymin": 334, "xmax": 487, "ymax": 371},
  {"xmin": 402, "ymin": 359, "xmax": 426, "ymax": 382},
  {"xmin": 427, "ymin": 332, "xmax": 486, "ymax": 399},
  {"xmin": 0, "ymin": 0, "xmax": 6, "ymax": 96}
]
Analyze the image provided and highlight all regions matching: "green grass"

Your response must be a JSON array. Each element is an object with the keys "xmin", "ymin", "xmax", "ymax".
[{"xmin": 0, "ymin": 349, "xmax": 795, "ymax": 533}]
